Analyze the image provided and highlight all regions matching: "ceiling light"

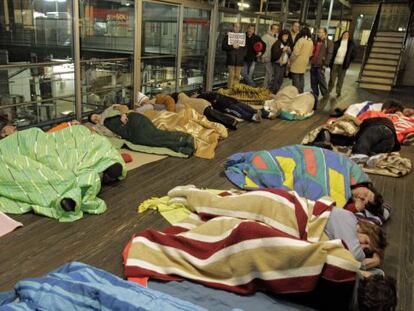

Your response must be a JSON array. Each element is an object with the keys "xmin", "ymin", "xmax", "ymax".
[
  {"xmin": 360, "ymin": 14, "xmax": 364, "ymax": 18},
  {"xmin": 237, "ymin": 2, "xmax": 250, "ymax": 8}
]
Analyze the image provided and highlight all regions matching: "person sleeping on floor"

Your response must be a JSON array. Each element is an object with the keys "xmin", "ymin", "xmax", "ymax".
[
  {"xmin": 0, "ymin": 123, "xmax": 125, "ymax": 221},
  {"xmin": 225, "ymin": 144, "xmax": 390, "ymax": 225},
  {"xmin": 88, "ymin": 104, "xmax": 195, "ymax": 156},
  {"xmin": 124, "ymin": 186, "xmax": 396, "ymax": 311}
]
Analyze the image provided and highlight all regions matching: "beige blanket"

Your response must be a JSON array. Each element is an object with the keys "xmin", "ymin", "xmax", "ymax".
[
  {"xmin": 143, "ymin": 107, "xmax": 228, "ymax": 159},
  {"xmin": 264, "ymin": 86, "xmax": 315, "ymax": 117}
]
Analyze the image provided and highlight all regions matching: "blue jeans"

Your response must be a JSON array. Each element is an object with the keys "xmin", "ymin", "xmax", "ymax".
[
  {"xmin": 310, "ymin": 66, "xmax": 329, "ymax": 97},
  {"xmin": 272, "ymin": 64, "xmax": 286, "ymax": 94},
  {"xmin": 242, "ymin": 61, "xmax": 256, "ymax": 86}
]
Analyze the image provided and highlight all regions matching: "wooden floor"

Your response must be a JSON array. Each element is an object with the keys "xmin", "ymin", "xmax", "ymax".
[{"xmin": 1, "ymin": 64, "xmax": 414, "ymax": 310}]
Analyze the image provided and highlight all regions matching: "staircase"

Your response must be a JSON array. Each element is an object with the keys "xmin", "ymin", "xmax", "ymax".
[{"xmin": 359, "ymin": 31, "xmax": 405, "ymax": 91}]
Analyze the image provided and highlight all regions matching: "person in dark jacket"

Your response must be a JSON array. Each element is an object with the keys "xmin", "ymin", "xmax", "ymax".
[
  {"xmin": 222, "ymin": 23, "xmax": 246, "ymax": 89},
  {"xmin": 195, "ymin": 91, "xmax": 262, "ymax": 122},
  {"xmin": 288, "ymin": 21, "xmax": 301, "ymax": 48},
  {"xmin": 312, "ymin": 117, "xmax": 401, "ymax": 156},
  {"xmin": 352, "ymin": 117, "xmax": 401, "ymax": 156},
  {"xmin": 242, "ymin": 24, "xmax": 266, "ymax": 86},
  {"xmin": 328, "ymin": 31, "xmax": 357, "ymax": 97},
  {"xmin": 271, "ymin": 29, "xmax": 292, "ymax": 93},
  {"xmin": 310, "ymin": 27, "xmax": 334, "ymax": 107}
]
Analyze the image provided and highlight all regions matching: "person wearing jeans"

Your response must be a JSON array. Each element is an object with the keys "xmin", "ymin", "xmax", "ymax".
[
  {"xmin": 309, "ymin": 28, "xmax": 333, "ymax": 106},
  {"xmin": 222, "ymin": 23, "xmax": 246, "ymax": 89},
  {"xmin": 271, "ymin": 29, "xmax": 292, "ymax": 94},
  {"xmin": 261, "ymin": 24, "xmax": 279, "ymax": 88},
  {"xmin": 289, "ymin": 27, "xmax": 314, "ymax": 93},
  {"xmin": 196, "ymin": 91, "xmax": 261, "ymax": 122},
  {"xmin": 242, "ymin": 24, "xmax": 266, "ymax": 86},
  {"xmin": 328, "ymin": 31, "xmax": 356, "ymax": 97}
]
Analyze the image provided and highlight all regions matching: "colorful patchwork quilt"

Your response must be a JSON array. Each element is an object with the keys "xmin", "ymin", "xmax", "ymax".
[{"xmin": 224, "ymin": 145, "xmax": 370, "ymax": 208}]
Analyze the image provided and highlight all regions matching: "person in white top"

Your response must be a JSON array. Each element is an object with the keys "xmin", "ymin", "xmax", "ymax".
[
  {"xmin": 261, "ymin": 24, "xmax": 279, "ymax": 89},
  {"xmin": 328, "ymin": 31, "xmax": 357, "ymax": 97}
]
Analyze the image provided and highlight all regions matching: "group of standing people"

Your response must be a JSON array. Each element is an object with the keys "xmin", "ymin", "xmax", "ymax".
[{"xmin": 222, "ymin": 21, "xmax": 357, "ymax": 108}]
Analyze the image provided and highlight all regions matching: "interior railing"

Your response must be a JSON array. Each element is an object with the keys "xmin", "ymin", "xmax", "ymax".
[
  {"xmin": 358, "ymin": 2, "xmax": 383, "ymax": 83},
  {"xmin": 395, "ymin": 4, "xmax": 414, "ymax": 85}
]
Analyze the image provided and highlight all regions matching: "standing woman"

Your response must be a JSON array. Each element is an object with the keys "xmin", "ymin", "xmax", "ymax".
[
  {"xmin": 271, "ymin": 30, "xmax": 292, "ymax": 94},
  {"xmin": 328, "ymin": 31, "xmax": 357, "ymax": 97},
  {"xmin": 289, "ymin": 27, "xmax": 314, "ymax": 93},
  {"xmin": 222, "ymin": 23, "xmax": 246, "ymax": 89}
]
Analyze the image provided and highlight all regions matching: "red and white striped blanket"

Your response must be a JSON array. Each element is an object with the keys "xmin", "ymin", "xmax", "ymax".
[{"xmin": 124, "ymin": 186, "xmax": 360, "ymax": 295}]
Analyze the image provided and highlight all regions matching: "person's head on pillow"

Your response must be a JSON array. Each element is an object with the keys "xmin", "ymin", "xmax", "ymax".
[
  {"xmin": 0, "ymin": 122, "xmax": 17, "ymax": 139},
  {"xmin": 88, "ymin": 113, "xmax": 102, "ymax": 124},
  {"xmin": 358, "ymin": 274, "xmax": 397, "ymax": 311},
  {"xmin": 351, "ymin": 183, "xmax": 384, "ymax": 217}
]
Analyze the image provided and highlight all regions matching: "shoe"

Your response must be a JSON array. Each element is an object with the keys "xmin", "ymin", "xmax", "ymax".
[
  {"xmin": 267, "ymin": 111, "xmax": 278, "ymax": 120},
  {"xmin": 251, "ymin": 111, "xmax": 262, "ymax": 123},
  {"xmin": 329, "ymin": 107, "xmax": 345, "ymax": 118}
]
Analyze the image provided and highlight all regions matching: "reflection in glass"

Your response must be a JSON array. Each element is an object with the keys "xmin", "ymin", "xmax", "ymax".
[
  {"xmin": 180, "ymin": 8, "xmax": 210, "ymax": 91},
  {"xmin": 0, "ymin": 0, "xmax": 75, "ymax": 127},
  {"xmin": 213, "ymin": 12, "xmax": 238, "ymax": 87},
  {"xmin": 80, "ymin": 0, "xmax": 134, "ymax": 113},
  {"xmin": 141, "ymin": 1, "xmax": 179, "ymax": 95}
]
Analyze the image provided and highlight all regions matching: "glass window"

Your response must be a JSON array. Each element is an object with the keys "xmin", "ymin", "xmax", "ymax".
[
  {"xmin": 141, "ymin": 1, "xmax": 179, "ymax": 95},
  {"xmin": 213, "ymin": 11, "xmax": 238, "ymax": 87},
  {"xmin": 180, "ymin": 7, "xmax": 210, "ymax": 92},
  {"xmin": 80, "ymin": 0, "xmax": 134, "ymax": 114},
  {"xmin": 0, "ymin": 0, "xmax": 75, "ymax": 127}
]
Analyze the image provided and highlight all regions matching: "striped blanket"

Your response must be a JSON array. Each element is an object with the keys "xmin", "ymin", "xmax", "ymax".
[
  {"xmin": 224, "ymin": 145, "xmax": 370, "ymax": 208},
  {"xmin": 0, "ymin": 125, "xmax": 126, "ymax": 222},
  {"xmin": 0, "ymin": 262, "xmax": 204, "ymax": 311},
  {"xmin": 124, "ymin": 186, "xmax": 360, "ymax": 295}
]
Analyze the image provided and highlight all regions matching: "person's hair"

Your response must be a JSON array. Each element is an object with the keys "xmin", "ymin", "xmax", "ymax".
[
  {"xmin": 358, "ymin": 220, "xmax": 387, "ymax": 257},
  {"xmin": 364, "ymin": 183, "xmax": 384, "ymax": 218},
  {"xmin": 270, "ymin": 23, "xmax": 279, "ymax": 30},
  {"xmin": 87, "ymin": 114, "xmax": 96, "ymax": 124},
  {"xmin": 278, "ymin": 29, "xmax": 291, "ymax": 41},
  {"xmin": 383, "ymin": 99, "xmax": 404, "ymax": 112},
  {"xmin": 320, "ymin": 27, "xmax": 328, "ymax": 34},
  {"xmin": 247, "ymin": 24, "xmax": 256, "ymax": 29},
  {"xmin": 298, "ymin": 27, "xmax": 312, "ymax": 39},
  {"xmin": 358, "ymin": 274, "xmax": 397, "ymax": 311},
  {"xmin": 340, "ymin": 30, "xmax": 350, "ymax": 40}
]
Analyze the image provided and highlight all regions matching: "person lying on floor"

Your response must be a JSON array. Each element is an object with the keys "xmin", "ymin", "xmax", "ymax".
[
  {"xmin": 192, "ymin": 90, "xmax": 263, "ymax": 122},
  {"xmin": 312, "ymin": 116, "xmax": 401, "ymax": 156},
  {"xmin": 135, "ymin": 92, "xmax": 176, "ymax": 112},
  {"xmin": 124, "ymin": 186, "xmax": 396, "ymax": 311},
  {"xmin": 0, "ymin": 124, "xmax": 125, "ymax": 221},
  {"xmin": 170, "ymin": 92, "xmax": 238, "ymax": 130},
  {"xmin": 224, "ymin": 144, "xmax": 389, "ymax": 223},
  {"xmin": 88, "ymin": 104, "xmax": 194, "ymax": 156}
]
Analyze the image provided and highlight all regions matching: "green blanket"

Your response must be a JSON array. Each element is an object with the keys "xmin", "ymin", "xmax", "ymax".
[{"xmin": 0, "ymin": 125, "xmax": 126, "ymax": 222}]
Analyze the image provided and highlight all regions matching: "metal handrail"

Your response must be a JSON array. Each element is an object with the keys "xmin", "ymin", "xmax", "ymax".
[
  {"xmin": 358, "ymin": 1, "xmax": 383, "ymax": 83},
  {"xmin": 394, "ymin": 4, "xmax": 414, "ymax": 85},
  {"xmin": 0, "ymin": 57, "xmax": 130, "ymax": 70}
]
